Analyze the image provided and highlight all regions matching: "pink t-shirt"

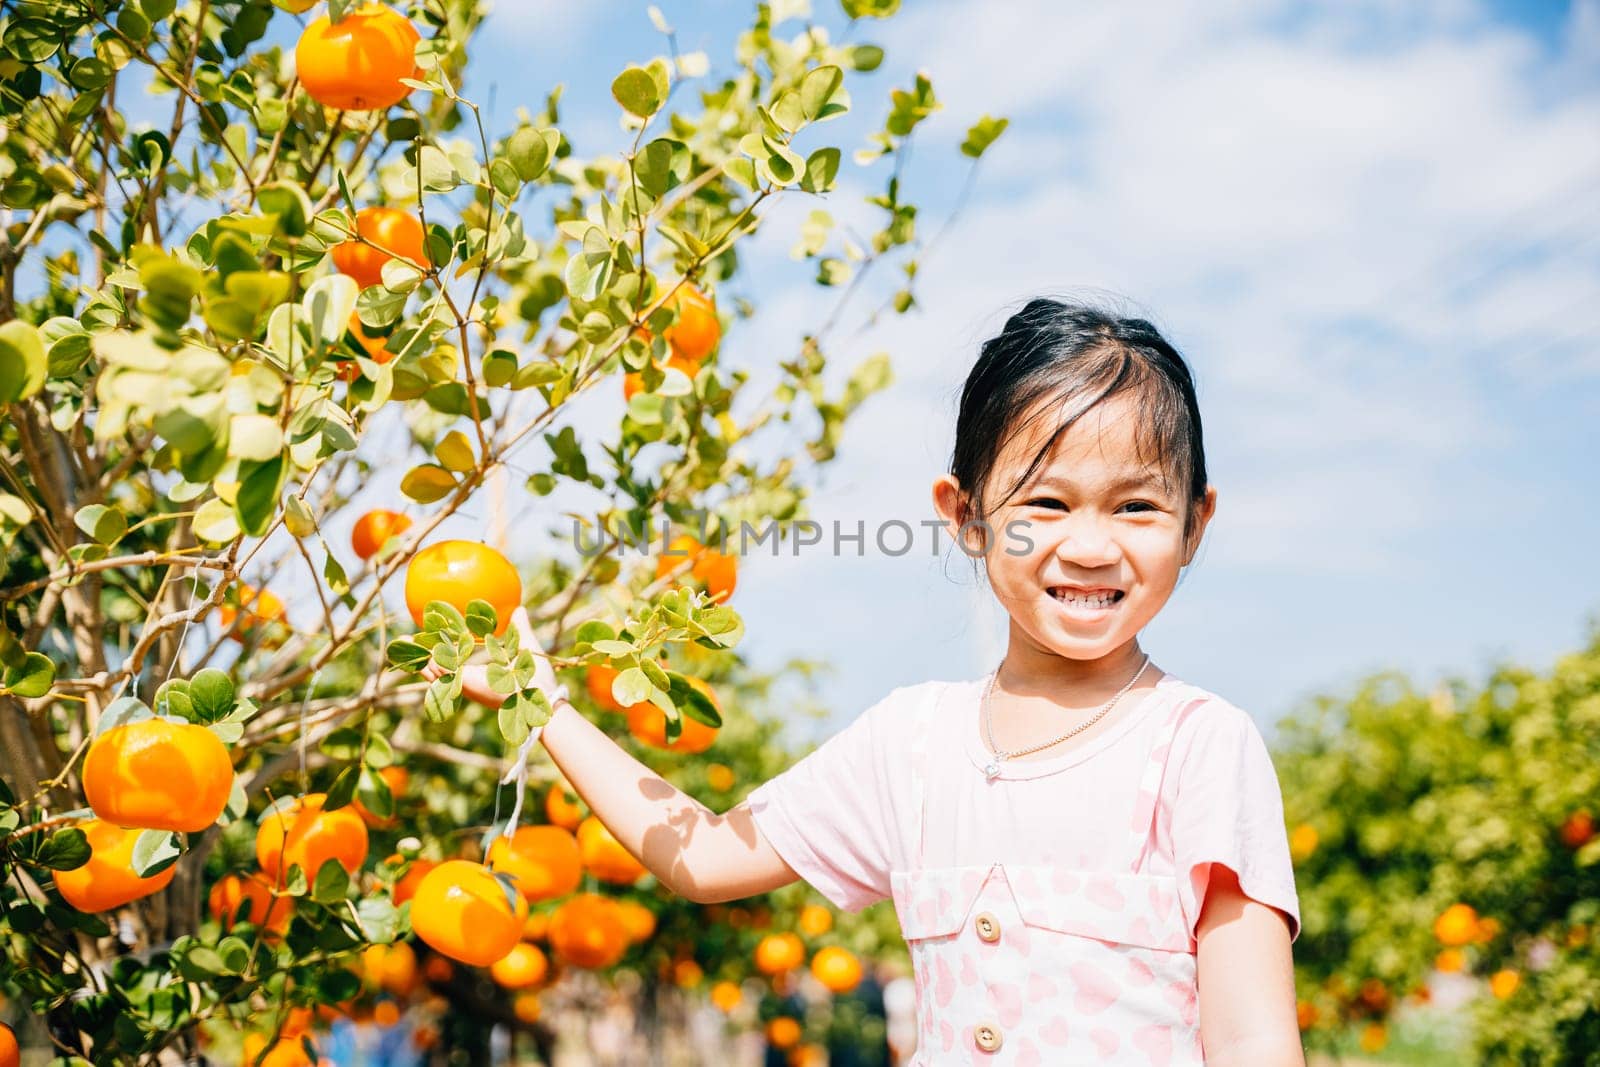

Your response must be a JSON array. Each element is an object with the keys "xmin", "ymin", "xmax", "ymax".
[{"xmin": 746, "ymin": 673, "xmax": 1301, "ymax": 949}]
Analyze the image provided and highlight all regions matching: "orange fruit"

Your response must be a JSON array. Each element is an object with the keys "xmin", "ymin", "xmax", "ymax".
[
  {"xmin": 241, "ymin": 1033, "xmax": 314, "ymax": 1067},
  {"xmin": 1358, "ymin": 978, "xmax": 1390, "ymax": 1012},
  {"xmin": 544, "ymin": 783, "xmax": 584, "ymax": 831},
  {"xmin": 352, "ymin": 765, "xmax": 409, "ymax": 828},
  {"xmin": 1435, "ymin": 947, "xmax": 1465, "ymax": 973},
  {"xmin": 1359, "ymin": 1023, "xmax": 1388, "ymax": 1054},
  {"xmin": 754, "ymin": 932, "xmax": 805, "ymax": 976},
  {"xmin": 626, "ymin": 676, "xmax": 719, "ymax": 754},
  {"xmin": 1295, "ymin": 999, "xmax": 1317, "ymax": 1031},
  {"xmin": 490, "ymin": 942, "xmax": 548, "ymax": 990},
  {"xmin": 410, "ymin": 859, "xmax": 528, "ymax": 966},
  {"xmin": 255, "ymin": 793, "xmax": 370, "ymax": 883},
  {"xmin": 522, "ymin": 910, "xmax": 550, "ymax": 941},
  {"xmin": 422, "ymin": 955, "xmax": 454, "ymax": 984},
  {"xmin": 623, "ymin": 351, "xmax": 701, "ymax": 402},
  {"xmin": 0, "ymin": 1024, "xmax": 16, "ymax": 1067},
  {"xmin": 280, "ymin": 1007, "xmax": 313, "ymax": 1039},
  {"xmin": 548, "ymin": 893, "xmax": 630, "ymax": 969},
  {"xmin": 338, "ymin": 314, "xmax": 398, "ymax": 382},
  {"xmin": 710, "ymin": 980, "xmax": 741, "ymax": 1013},
  {"xmin": 52, "ymin": 818, "xmax": 177, "ymax": 913},
  {"xmin": 706, "ymin": 763, "xmax": 736, "ymax": 792},
  {"xmin": 392, "ymin": 856, "xmax": 437, "ymax": 906},
  {"xmin": 84, "ymin": 716, "xmax": 233, "ymax": 833},
  {"xmin": 1489, "ymin": 968, "xmax": 1520, "ymax": 999},
  {"xmin": 219, "ymin": 583, "xmax": 287, "ymax": 644},
  {"xmin": 661, "ymin": 284, "xmax": 720, "ymax": 362},
  {"xmin": 615, "ymin": 899, "xmax": 656, "ymax": 943},
  {"xmin": 486, "ymin": 825, "xmax": 582, "ymax": 902},
  {"xmin": 350, "ymin": 508, "xmax": 412, "ymax": 561},
  {"xmin": 331, "ymin": 205, "xmax": 427, "ymax": 289},
  {"xmin": 1288, "ymin": 823, "xmax": 1318, "ymax": 863},
  {"xmin": 512, "ymin": 992, "xmax": 541, "ymax": 1024},
  {"xmin": 655, "ymin": 533, "xmax": 736, "ymax": 603},
  {"xmin": 585, "ymin": 664, "xmax": 627, "ymax": 714},
  {"xmin": 798, "ymin": 904, "xmax": 833, "ymax": 938},
  {"xmin": 1475, "ymin": 916, "xmax": 1501, "ymax": 944},
  {"xmin": 673, "ymin": 958, "xmax": 704, "ymax": 988},
  {"xmin": 1434, "ymin": 902, "xmax": 1479, "ymax": 946},
  {"xmin": 208, "ymin": 872, "xmax": 291, "ymax": 936},
  {"xmin": 765, "ymin": 1016, "xmax": 801, "ymax": 1050},
  {"xmin": 1561, "ymin": 809, "xmax": 1594, "ymax": 849},
  {"xmin": 404, "ymin": 540, "xmax": 522, "ymax": 637},
  {"xmin": 810, "ymin": 946, "xmax": 863, "ymax": 993},
  {"xmin": 295, "ymin": 4, "xmax": 420, "ymax": 112},
  {"xmin": 576, "ymin": 816, "xmax": 646, "ymax": 885},
  {"xmin": 372, "ymin": 1000, "xmax": 402, "ymax": 1027},
  {"xmin": 361, "ymin": 940, "xmax": 418, "ymax": 997}
]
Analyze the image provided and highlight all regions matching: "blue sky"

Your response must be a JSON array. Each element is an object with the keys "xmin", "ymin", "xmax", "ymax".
[
  {"xmin": 411, "ymin": 0, "xmax": 1599, "ymax": 743},
  {"xmin": 70, "ymin": 1, "xmax": 1599, "ymax": 745}
]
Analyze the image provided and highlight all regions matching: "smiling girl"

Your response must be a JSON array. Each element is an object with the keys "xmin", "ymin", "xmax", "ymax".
[{"xmin": 444, "ymin": 297, "xmax": 1304, "ymax": 1065}]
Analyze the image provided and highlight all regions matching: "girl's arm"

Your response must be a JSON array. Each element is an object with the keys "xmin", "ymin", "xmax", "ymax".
[
  {"xmin": 1194, "ymin": 864, "xmax": 1306, "ymax": 1067},
  {"xmin": 428, "ymin": 608, "xmax": 802, "ymax": 904}
]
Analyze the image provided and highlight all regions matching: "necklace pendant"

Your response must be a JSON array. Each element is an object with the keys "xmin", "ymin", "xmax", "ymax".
[{"xmin": 983, "ymin": 760, "xmax": 1001, "ymax": 780}]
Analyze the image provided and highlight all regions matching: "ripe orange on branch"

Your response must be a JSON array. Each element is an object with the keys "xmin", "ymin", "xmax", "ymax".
[
  {"xmin": 655, "ymin": 533, "xmax": 737, "ymax": 604},
  {"xmin": 241, "ymin": 1032, "xmax": 314, "ymax": 1067},
  {"xmin": 548, "ymin": 893, "xmax": 631, "ymax": 968},
  {"xmin": 351, "ymin": 507, "xmax": 412, "ymax": 561},
  {"xmin": 577, "ymin": 816, "xmax": 646, "ymax": 885},
  {"xmin": 410, "ymin": 860, "xmax": 528, "ymax": 966},
  {"xmin": 652, "ymin": 283, "xmax": 720, "ymax": 362},
  {"xmin": 52, "ymin": 819, "xmax": 177, "ymax": 913},
  {"xmin": 331, "ymin": 205, "xmax": 427, "ymax": 290},
  {"xmin": 219, "ymin": 582, "xmax": 286, "ymax": 644},
  {"xmin": 798, "ymin": 903, "xmax": 833, "ymax": 938},
  {"xmin": 208, "ymin": 872, "xmax": 291, "ymax": 936},
  {"xmin": 754, "ymin": 932, "xmax": 805, "ymax": 976},
  {"xmin": 405, "ymin": 540, "xmax": 523, "ymax": 637},
  {"xmin": 390, "ymin": 855, "xmax": 437, "ymax": 906},
  {"xmin": 625, "ymin": 676, "xmax": 720, "ymax": 754},
  {"xmin": 544, "ymin": 783, "xmax": 585, "ymax": 831},
  {"xmin": 84, "ymin": 717, "xmax": 233, "ymax": 833},
  {"xmin": 486, "ymin": 825, "xmax": 582, "ymax": 902},
  {"xmin": 255, "ymin": 793, "xmax": 370, "ymax": 883},
  {"xmin": 1433, "ymin": 902, "xmax": 1479, "ymax": 947},
  {"xmin": 615, "ymin": 899, "xmax": 657, "ymax": 943},
  {"xmin": 295, "ymin": 4, "xmax": 421, "ymax": 112},
  {"xmin": 490, "ymin": 942, "xmax": 549, "ymax": 989},
  {"xmin": 0, "ymin": 1025, "xmax": 17, "ymax": 1067},
  {"xmin": 361, "ymin": 940, "xmax": 419, "ymax": 997}
]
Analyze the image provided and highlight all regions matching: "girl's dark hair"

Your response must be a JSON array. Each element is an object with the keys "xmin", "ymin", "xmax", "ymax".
[{"xmin": 949, "ymin": 296, "xmax": 1209, "ymax": 550}]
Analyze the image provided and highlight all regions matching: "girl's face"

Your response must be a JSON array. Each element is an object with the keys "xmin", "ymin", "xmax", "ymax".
[{"xmin": 934, "ymin": 392, "xmax": 1217, "ymax": 677}]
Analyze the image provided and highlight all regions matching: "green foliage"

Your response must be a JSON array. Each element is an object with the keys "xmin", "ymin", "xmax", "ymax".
[{"xmin": 1276, "ymin": 620, "xmax": 1600, "ymax": 1062}]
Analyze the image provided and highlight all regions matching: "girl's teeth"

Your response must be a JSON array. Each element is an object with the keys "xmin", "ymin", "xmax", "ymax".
[{"xmin": 1055, "ymin": 590, "xmax": 1119, "ymax": 608}]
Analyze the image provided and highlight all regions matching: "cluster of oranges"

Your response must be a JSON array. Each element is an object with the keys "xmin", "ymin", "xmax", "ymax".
[
  {"xmin": 54, "ymin": 715, "xmax": 235, "ymax": 913},
  {"xmin": 624, "ymin": 283, "xmax": 721, "ymax": 401},
  {"xmin": 219, "ymin": 581, "xmax": 287, "ymax": 646}
]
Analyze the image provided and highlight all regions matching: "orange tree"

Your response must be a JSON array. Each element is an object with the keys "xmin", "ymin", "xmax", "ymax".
[
  {"xmin": 1275, "ymin": 619, "xmax": 1600, "ymax": 1063},
  {"xmin": 0, "ymin": 0, "xmax": 1006, "ymax": 1062}
]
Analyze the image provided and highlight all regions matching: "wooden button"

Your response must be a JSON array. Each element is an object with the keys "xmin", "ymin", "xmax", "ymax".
[
  {"xmin": 974, "ymin": 1022, "xmax": 1004, "ymax": 1053},
  {"xmin": 974, "ymin": 911, "xmax": 1000, "ymax": 943}
]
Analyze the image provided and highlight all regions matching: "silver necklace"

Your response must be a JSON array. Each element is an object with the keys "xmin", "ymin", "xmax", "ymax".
[{"xmin": 980, "ymin": 653, "xmax": 1152, "ymax": 780}]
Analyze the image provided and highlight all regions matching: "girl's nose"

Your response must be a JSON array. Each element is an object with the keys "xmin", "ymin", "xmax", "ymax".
[{"xmin": 1052, "ymin": 517, "xmax": 1121, "ymax": 567}]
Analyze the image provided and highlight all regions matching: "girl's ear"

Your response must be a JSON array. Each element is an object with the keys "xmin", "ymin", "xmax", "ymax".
[
  {"xmin": 931, "ymin": 474, "xmax": 973, "ymax": 547},
  {"xmin": 1182, "ymin": 485, "xmax": 1219, "ymax": 566}
]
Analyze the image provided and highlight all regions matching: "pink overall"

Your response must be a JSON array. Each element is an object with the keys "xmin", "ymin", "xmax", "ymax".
[{"xmin": 891, "ymin": 684, "xmax": 1206, "ymax": 1065}]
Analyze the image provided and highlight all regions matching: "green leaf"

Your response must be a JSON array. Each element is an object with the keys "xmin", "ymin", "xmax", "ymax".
[
  {"xmin": 574, "ymin": 621, "xmax": 617, "ymax": 648},
  {"xmin": 400, "ymin": 463, "xmax": 456, "ymax": 504},
  {"xmin": 284, "ymin": 495, "xmax": 317, "ymax": 538},
  {"xmin": 257, "ymin": 181, "xmax": 312, "ymax": 238},
  {"xmin": 311, "ymin": 858, "xmax": 351, "ymax": 903},
  {"xmin": 435, "ymin": 430, "xmax": 476, "ymax": 473},
  {"xmin": 324, "ymin": 764, "xmax": 358, "ymax": 811},
  {"xmin": 228, "ymin": 413, "xmax": 283, "ymax": 462},
  {"xmin": 506, "ymin": 128, "xmax": 552, "ymax": 181},
  {"xmin": 0, "ymin": 320, "xmax": 47, "ymax": 403},
  {"xmin": 188, "ymin": 668, "xmax": 235, "ymax": 723},
  {"xmin": 386, "ymin": 639, "xmax": 432, "ymax": 672},
  {"xmin": 841, "ymin": 0, "xmax": 900, "ymax": 17},
  {"xmin": 234, "ymin": 453, "xmax": 286, "ymax": 536},
  {"xmin": 2, "ymin": 652, "xmax": 55, "ymax": 699},
  {"xmin": 71, "ymin": 504, "xmax": 125, "ymax": 546},
  {"xmin": 423, "ymin": 675, "xmax": 458, "ymax": 722},
  {"xmin": 483, "ymin": 349, "xmax": 518, "ymax": 387},
  {"xmin": 194, "ymin": 497, "xmax": 241, "ymax": 544},
  {"xmin": 464, "ymin": 599, "xmax": 499, "ymax": 638},
  {"xmin": 130, "ymin": 830, "xmax": 181, "ymax": 877},
  {"xmin": 178, "ymin": 945, "xmax": 227, "ymax": 981},
  {"xmin": 355, "ymin": 766, "xmax": 394, "ymax": 820},
  {"xmin": 611, "ymin": 65, "xmax": 662, "ymax": 118},
  {"xmin": 563, "ymin": 226, "xmax": 611, "ymax": 302},
  {"xmin": 801, "ymin": 148, "xmax": 841, "ymax": 194},
  {"xmin": 488, "ymin": 158, "xmax": 521, "ymax": 198},
  {"xmin": 799, "ymin": 65, "xmax": 845, "ymax": 122},
  {"xmin": 97, "ymin": 696, "xmax": 152, "ymax": 736},
  {"xmin": 303, "ymin": 274, "xmax": 360, "ymax": 345},
  {"xmin": 847, "ymin": 44, "xmax": 885, "ymax": 71},
  {"xmin": 419, "ymin": 146, "xmax": 459, "ymax": 193},
  {"xmin": 960, "ymin": 114, "xmax": 1010, "ymax": 159},
  {"xmin": 37, "ymin": 827, "xmax": 90, "ymax": 871}
]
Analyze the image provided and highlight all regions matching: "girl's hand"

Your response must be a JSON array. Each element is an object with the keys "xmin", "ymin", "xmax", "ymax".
[{"xmin": 420, "ymin": 607, "xmax": 558, "ymax": 710}]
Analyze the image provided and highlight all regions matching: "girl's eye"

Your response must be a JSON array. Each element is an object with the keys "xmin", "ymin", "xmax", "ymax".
[{"xmin": 1023, "ymin": 499, "xmax": 1159, "ymax": 513}]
